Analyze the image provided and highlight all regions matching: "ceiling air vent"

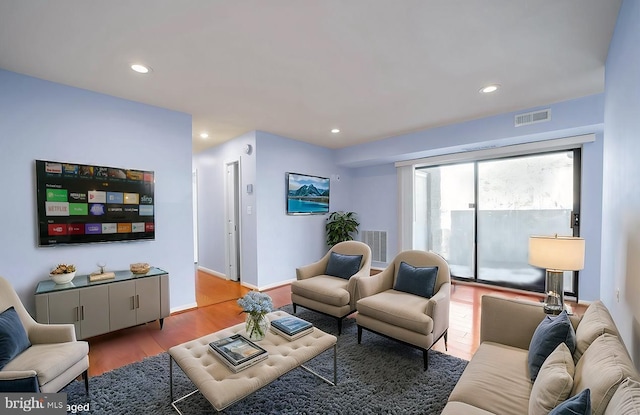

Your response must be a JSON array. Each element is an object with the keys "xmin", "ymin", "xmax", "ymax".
[{"xmin": 515, "ymin": 109, "xmax": 551, "ymax": 127}]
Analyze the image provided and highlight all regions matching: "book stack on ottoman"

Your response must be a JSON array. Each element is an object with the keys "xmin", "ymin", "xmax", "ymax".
[{"xmin": 270, "ymin": 315, "xmax": 313, "ymax": 340}]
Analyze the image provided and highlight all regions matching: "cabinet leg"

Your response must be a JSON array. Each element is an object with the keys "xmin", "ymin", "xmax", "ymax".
[{"xmin": 159, "ymin": 318, "xmax": 164, "ymax": 329}]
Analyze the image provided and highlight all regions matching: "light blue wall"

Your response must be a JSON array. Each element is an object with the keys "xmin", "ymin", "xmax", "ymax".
[
  {"xmin": 350, "ymin": 163, "xmax": 398, "ymax": 268},
  {"xmin": 255, "ymin": 131, "xmax": 352, "ymax": 287},
  {"xmin": 0, "ymin": 69, "xmax": 195, "ymax": 313},
  {"xmin": 341, "ymin": 96, "xmax": 605, "ymax": 302},
  {"xmin": 602, "ymin": 0, "xmax": 640, "ymax": 363}
]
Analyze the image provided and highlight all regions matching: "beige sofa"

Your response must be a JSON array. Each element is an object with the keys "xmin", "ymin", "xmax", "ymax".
[{"xmin": 442, "ymin": 295, "xmax": 640, "ymax": 415}]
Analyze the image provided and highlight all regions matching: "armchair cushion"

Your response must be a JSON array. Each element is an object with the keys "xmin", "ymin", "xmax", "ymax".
[
  {"xmin": 3, "ymin": 342, "xmax": 89, "ymax": 388},
  {"xmin": 291, "ymin": 276, "xmax": 350, "ymax": 307},
  {"xmin": 0, "ymin": 307, "xmax": 31, "ymax": 370},
  {"xmin": 393, "ymin": 262, "xmax": 438, "ymax": 298},
  {"xmin": 528, "ymin": 310, "xmax": 576, "ymax": 381},
  {"xmin": 356, "ymin": 290, "xmax": 433, "ymax": 335},
  {"xmin": 325, "ymin": 252, "xmax": 363, "ymax": 280}
]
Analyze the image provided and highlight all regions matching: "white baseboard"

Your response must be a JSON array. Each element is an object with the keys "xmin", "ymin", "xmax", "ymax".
[
  {"xmin": 171, "ymin": 302, "xmax": 198, "ymax": 314},
  {"xmin": 197, "ymin": 266, "xmax": 228, "ymax": 280},
  {"xmin": 241, "ymin": 278, "xmax": 296, "ymax": 292}
]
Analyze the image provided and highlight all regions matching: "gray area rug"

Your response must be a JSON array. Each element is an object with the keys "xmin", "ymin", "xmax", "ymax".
[{"xmin": 63, "ymin": 305, "xmax": 467, "ymax": 414}]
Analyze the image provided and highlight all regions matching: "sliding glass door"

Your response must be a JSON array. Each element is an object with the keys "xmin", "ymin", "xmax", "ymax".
[{"xmin": 414, "ymin": 150, "xmax": 580, "ymax": 295}]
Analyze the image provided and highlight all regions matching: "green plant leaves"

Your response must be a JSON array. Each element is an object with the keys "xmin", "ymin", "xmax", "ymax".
[{"xmin": 326, "ymin": 211, "xmax": 360, "ymax": 246}]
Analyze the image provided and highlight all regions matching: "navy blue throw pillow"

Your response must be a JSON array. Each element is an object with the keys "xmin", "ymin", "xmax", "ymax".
[
  {"xmin": 549, "ymin": 388, "xmax": 591, "ymax": 415},
  {"xmin": 393, "ymin": 261, "xmax": 439, "ymax": 298},
  {"xmin": 0, "ymin": 307, "xmax": 31, "ymax": 370},
  {"xmin": 528, "ymin": 310, "xmax": 576, "ymax": 381},
  {"xmin": 325, "ymin": 252, "xmax": 363, "ymax": 279}
]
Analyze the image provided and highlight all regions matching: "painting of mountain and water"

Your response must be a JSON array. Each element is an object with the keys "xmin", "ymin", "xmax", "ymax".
[{"xmin": 286, "ymin": 172, "xmax": 330, "ymax": 215}]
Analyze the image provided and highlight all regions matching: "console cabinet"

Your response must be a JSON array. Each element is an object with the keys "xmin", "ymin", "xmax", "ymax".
[{"xmin": 35, "ymin": 268, "xmax": 169, "ymax": 340}]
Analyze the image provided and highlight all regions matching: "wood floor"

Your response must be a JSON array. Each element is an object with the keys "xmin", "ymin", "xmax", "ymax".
[{"xmin": 86, "ymin": 273, "xmax": 585, "ymax": 377}]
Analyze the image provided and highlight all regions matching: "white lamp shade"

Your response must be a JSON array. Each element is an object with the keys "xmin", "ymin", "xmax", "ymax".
[{"xmin": 529, "ymin": 235, "xmax": 585, "ymax": 271}]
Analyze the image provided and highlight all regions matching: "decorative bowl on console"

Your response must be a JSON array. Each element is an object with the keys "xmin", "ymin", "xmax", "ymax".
[
  {"xmin": 130, "ymin": 262, "xmax": 151, "ymax": 274},
  {"xmin": 49, "ymin": 264, "xmax": 76, "ymax": 284}
]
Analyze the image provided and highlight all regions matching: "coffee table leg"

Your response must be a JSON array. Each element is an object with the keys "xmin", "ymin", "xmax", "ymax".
[
  {"xmin": 300, "ymin": 344, "xmax": 337, "ymax": 386},
  {"xmin": 333, "ymin": 343, "xmax": 337, "ymax": 385}
]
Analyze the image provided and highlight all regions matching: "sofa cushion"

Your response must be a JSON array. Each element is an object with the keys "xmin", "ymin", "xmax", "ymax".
[
  {"xmin": 290, "ymin": 276, "xmax": 350, "ymax": 307},
  {"xmin": 441, "ymin": 401, "xmax": 496, "ymax": 415},
  {"xmin": 572, "ymin": 333, "xmax": 638, "ymax": 415},
  {"xmin": 3, "ymin": 341, "xmax": 89, "ymax": 388},
  {"xmin": 355, "ymin": 290, "xmax": 433, "ymax": 335},
  {"xmin": 448, "ymin": 342, "xmax": 531, "ymax": 414},
  {"xmin": 0, "ymin": 307, "xmax": 31, "ymax": 370},
  {"xmin": 528, "ymin": 310, "xmax": 576, "ymax": 381},
  {"xmin": 529, "ymin": 343, "xmax": 575, "ymax": 415},
  {"xmin": 574, "ymin": 300, "xmax": 619, "ymax": 362},
  {"xmin": 325, "ymin": 252, "xmax": 362, "ymax": 279},
  {"xmin": 604, "ymin": 377, "xmax": 640, "ymax": 415},
  {"xmin": 393, "ymin": 262, "xmax": 438, "ymax": 298},
  {"xmin": 549, "ymin": 388, "xmax": 591, "ymax": 415}
]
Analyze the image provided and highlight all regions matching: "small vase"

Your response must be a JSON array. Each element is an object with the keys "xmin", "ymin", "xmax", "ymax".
[{"xmin": 245, "ymin": 313, "xmax": 268, "ymax": 341}]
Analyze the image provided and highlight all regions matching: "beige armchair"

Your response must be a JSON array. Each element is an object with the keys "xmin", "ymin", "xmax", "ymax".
[
  {"xmin": 356, "ymin": 250, "xmax": 450, "ymax": 370},
  {"xmin": 291, "ymin": 241, "xmax": 372, "ymax": 334},
  {"xmin": 0, "ymin": 276, "xmax": 89, "ymax": 393}
]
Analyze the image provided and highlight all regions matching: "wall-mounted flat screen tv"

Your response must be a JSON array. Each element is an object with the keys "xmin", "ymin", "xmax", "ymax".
[
  {"xmin": 35, "ymin": 160, "xmax": 155, "ymax": 246},
  {"xmin": 286, "ymin": 172, "xmax": 330, "ymax": 215}
]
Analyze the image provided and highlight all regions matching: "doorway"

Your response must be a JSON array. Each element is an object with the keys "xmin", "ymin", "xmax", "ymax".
[{"xmin": 225, "ymin": 161, "xmax": 241, "ymax": 282}]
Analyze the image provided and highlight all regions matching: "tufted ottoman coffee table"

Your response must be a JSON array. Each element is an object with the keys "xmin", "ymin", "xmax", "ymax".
[{"xmin": 168, "ymin": 310, "xmax": 337, "ymax": 413}]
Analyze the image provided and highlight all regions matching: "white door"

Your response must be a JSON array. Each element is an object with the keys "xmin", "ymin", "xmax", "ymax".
[{"xmin": 225, "ymin": 162, "xmax": 240, "ymax": 281}]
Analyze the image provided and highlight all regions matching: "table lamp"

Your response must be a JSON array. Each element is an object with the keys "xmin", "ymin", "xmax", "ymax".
[{"xmin": 528, "ymin": 235, "xmax": 585, "ymax": 314}]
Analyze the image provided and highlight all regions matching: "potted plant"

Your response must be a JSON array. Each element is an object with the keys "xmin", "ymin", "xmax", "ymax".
[{"xmin": 325, "ymin": 211, "xmax": 360, "ymax": 246}]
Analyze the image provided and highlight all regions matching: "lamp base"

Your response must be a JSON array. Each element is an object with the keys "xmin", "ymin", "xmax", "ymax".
[
  {"xmin": 544, "ymin": 303, "xmax": 564, "ymax": 315},
  {"xmin": 543, "ymin": 270, "xmax": 565, "ymax": 315}
]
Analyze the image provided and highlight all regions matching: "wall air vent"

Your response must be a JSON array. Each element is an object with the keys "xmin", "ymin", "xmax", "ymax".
[
  {"xmin": 515, "ymin": 109, "xmax": 551, "ymax": 127},
  {"xmin": 361, "ymin": 230, "xmax": 387, "ymax": 262}
]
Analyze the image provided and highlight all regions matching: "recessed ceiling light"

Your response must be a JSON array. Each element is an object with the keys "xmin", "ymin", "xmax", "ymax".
[
  {"xmin": 331, "ymin": 128, "xmax": 340, "ymax": 134},
  {"xmin": 131, "ymin": 64, "xmax": 151, "ymax": 74},
  {"xmin": 479, "ymin": 84, "xmax": 500, "ymax": 94},
  {"xmin": 199, "ymin": 132, "xmax": 209, "ymax": 139}
]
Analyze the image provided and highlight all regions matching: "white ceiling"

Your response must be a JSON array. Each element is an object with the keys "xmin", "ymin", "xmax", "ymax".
[{"xmin": 0, "ymin": 1, "xmax": 621, "ymax": 153}]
